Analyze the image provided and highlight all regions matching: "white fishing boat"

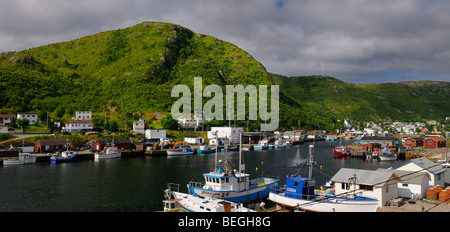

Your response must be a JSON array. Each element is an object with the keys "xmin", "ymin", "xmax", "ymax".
[
  {"xmin": 166, "ymin": 147, "xmax": 194, "ymax": 156},
  {"xmin": 378, "ymin": 147, "xmax": 397, "ymax": 161},
  {"xmin": 268, "ymin": 145, "xmax": 379, "ymax": 212},
  {"xmin": 3, "ymin": 153, "xmax": 36, "ymax": 165},
  {"xmin": 164, "ymin": 183, "xmax": 254, "ymax": 212},
  {"xmin": 274, "ymin": 140, "xmax": 287, "ymax": 148},
  {"xmin": 95, "ymin": 135, "xmax": 122, "ymax": 159},
  {"xmin": 188, "ymin": 132, "xmax": 279, "ymax": 203},
  {"xmin": 95, "ymin": 146, "xmax": 121, "ymax": 159}
]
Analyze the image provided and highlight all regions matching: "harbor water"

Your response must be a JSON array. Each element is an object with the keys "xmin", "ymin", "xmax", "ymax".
[{"xmin": 0, "ymin": 140, "xmax": 443, "ymax": 212}]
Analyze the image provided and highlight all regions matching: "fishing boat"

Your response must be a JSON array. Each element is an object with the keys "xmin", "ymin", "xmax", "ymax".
[
  {"xmin": 95, "ymin": 136, "xmax": 122, "ymax": 159},
  {"xmin": 167, "ymin": 147, "xmax": 194, "ymax": 156},
  {"xmin": 333, "ymin": 146, "xmax": 350, "ymax": 157},
  {"xmin": 95, "ymin": 146, "xmax": 121, "ymax": 159},
  {"xmin": 268, "ymin": 145, "xmax": 379, "ymax": 212},
  {"xmin": 274, "ymin": 140, "xmax": 287, "ymax": 148},
  {"xmin": 196, "ymin": 145, "xmax": 216, "ymax": 154},
  {"xmin": 220, "ymin": 145, "xmax": 238, "ymax": 152},
  {"xmin": 188, "ymin": 132, "xmax": 279, "ymax": 203},
  {"xmin": 51, "ymin": 151, "xmax": 77, "ymax": 164},
  {"xmin": 254, "ymin": 140, "xmax": 269, "ymax": 150},
  {"xmin": 3, "ymin": 153, "xmax": 36, "ymax": 165},
  {"xmin": 164, "ymin": 183, "xmax": 255, "ymax": 212},
  {"xmin": 378, "ymin": 147, "xmax": 397, "ymax": 161}
]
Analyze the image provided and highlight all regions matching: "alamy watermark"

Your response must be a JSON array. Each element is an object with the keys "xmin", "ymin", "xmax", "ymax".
[{"xmin": 171, "ymin": 77, "xmax": 279, "ymax": 131}]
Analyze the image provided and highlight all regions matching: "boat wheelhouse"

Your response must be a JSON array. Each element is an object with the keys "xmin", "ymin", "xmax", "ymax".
[{"xmin": 188, "ymin": 132, "xmax": 279, "ymax": 203}]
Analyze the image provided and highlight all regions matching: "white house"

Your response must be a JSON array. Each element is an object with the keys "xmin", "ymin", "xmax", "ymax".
[
  {"xmin": 0, "ymin": 114, "xmax": 15, "ymax": 125},
  {"xmin": 75, "ymin": 111, "xmax": 92, "ymax": 120},
  {"xmin": 393, "ymin": 157, "xmax": 446, "ymax": 187},
  {"xmin": 378, "ymin": 168, "xmax": 430, "ymax": 199},
  {"xmin": 133, "ymin": 119, "xmax": 146, "ymax": 134},
  {"xmin": 331, "ymin": 168, "xmax": 400, "ymax": 207},
  {"xmin": 0, "ymin": 125, "xmax": 8, "ymax": 133},
  {"xmin": 177, "ymin": 116, "xmax": 204, "ymax": 130},
  {"xmin": 17, "ymin": 112, "xmax": 38, "ymax": 124},
  {"xmin": 65, "ymin": 120, "xmax": 93, "ymax": 133},
  {"xmin": 184, "ymin": 136, "xmax": 205, "ymax": 144},
  {"xmin": 145, "ymin": 129, "xmax": 167, "ymax": 141},
  {"xmin": 207, "ymin": 127, "xmax": 243, "ymax": 144}
]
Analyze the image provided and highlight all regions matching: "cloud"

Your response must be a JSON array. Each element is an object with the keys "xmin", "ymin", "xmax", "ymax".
[{"xmin": 1, "ymin": 0, "xmax": 450, "ymax": 83}]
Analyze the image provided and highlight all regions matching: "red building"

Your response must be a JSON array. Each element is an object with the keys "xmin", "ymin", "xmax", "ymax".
[
  {"xmin": 424, "ymin": 137, "xmax": 447, "ymax": 149},
  {"xmin": 37, "ymin": 139, "xmax": 70, "ymax": 153},
  {"xmin": 404, "ymin": 137, "xmax": 424, "ymax": 147},
  {"xmin": 94, "ymin": 139, "xmax": 132, "ymax": 151}
]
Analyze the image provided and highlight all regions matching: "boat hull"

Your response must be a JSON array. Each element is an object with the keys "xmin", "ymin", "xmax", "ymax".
[
  {"xmin": 50, "ymin": 156, "xmax": 76, "ymax": 164},
  {"xmin": 268, "ymin": 191, "xmax": 379, "ymax": 212},
  {"xmin": 188, "ymin": 179, "xmax": 279, "ymax": 203},
  {"xmin": 166, "ymin": 151, "xmax": 194, "ymax": 156},
  {"xmin": 95, "ymin": 153, "xmax": 121, "ymax": 159}
]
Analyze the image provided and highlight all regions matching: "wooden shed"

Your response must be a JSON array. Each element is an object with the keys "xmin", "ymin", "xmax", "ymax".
[{"xmin": 424, "ymin": 137, "xmax": 446, "ymax": 149}]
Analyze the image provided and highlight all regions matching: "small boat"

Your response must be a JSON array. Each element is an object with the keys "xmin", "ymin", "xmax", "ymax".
[
  {"xmin": 165, "ymin": 184, "xmax": 255, "ymax": 212},
  {"xmin": 3, "ymin": 153, "xmax": 36, "ymax": 165},
  {"xmin": 95, "ymin": 146, "xmax": 121, "ymax": 159},
  {"xmin": 379, "ymin": 153, "xmax": 397, "ymax": 161},
  {"xmin": 51, "ymin": 151, "xmax": 77, "ymax": 164},
  {"xmin": 326, "ymin": 135, "xmax": 338, "ymax": 141},
  {"xmin": 274, "ymin": 140, "xmax": 287, "ymax": 148},
  {"xmin": 220, "ymin": 146, "xmax": 238, "ymax": 152},
  {"xmin": 333, "ymin": 146, "xmax": 350, "ymax": 157},
  {"xmin": 188, "ymin": 132, "xmax": 279, "ymax": 203},
  {"xmin": 254, "ymin": 141, "xmax": 269, "ymax": 150},
  {"xmin": 378, "ymin": 147, "xmax": 397, "ymax": 161},
  {"xmin": 269, "ymin": 145, "xmax": 379, "ymax": 212},
  {"xmin": 167, "ymin": 147, "xmax": 194, "ymax": 156},
  {"xmin": 196, "ymin": 145, "xmax": 215, "ymax": 154}
]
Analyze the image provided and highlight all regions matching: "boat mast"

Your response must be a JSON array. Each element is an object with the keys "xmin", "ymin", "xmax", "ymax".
[
  {"xmin": 308, "ymin": 145, "xmax": 314, "ymax": 180},
  {"xmin": 214, "ymin": 131, "xmax": 218, "ymax": 172},
  {"xmin": 239, "ymin": 131, "xmax": 242, "ymax": 174}
]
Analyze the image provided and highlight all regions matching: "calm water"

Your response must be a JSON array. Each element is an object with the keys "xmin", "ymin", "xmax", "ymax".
[{"xmin": 0, "ymin": 140, "xmax": 411, "ymax": 212}]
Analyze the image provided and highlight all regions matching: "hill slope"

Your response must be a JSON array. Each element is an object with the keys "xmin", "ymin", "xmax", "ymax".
[
  {"xmin": 271, "ymin": 74, "xmax": 450, "ymax": 122},
  {"xmin": 0, "ymin": 22, "xmax": 271, "ymax": 115}
]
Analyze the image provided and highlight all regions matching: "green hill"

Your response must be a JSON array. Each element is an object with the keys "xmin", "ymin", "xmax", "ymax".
[
  {"xmin": 271, "ymin": 74, "xmax": 450, "ymax": 123},
  {"xmin": 0, "ymin": 21, "xmax": 448, "ymax": 133}
]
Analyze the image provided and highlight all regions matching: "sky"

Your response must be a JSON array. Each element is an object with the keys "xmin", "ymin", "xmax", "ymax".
[{"xmin": 1, "ymin": 0, "xmax": 450, "ymax": 84}]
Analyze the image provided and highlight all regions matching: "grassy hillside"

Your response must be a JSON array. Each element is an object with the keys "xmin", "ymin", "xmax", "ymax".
[
  {"xmin": 271, "ymin": 74, "xmax": 450, "ymax": 122},
  {"xmin": 0, "ymin": 21, "xmax": 447, "ymax": 133},
  {"xmin": 0, "ymin": 22, "xmax": 270, "ymax": 115}
]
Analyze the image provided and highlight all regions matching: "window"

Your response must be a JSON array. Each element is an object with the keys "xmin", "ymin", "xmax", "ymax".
[
  {"xmin": 429, "ymin": 141, "xmax": 433, "ymax": 145},
  {"xmin": 341, "ymin": 183, "xmax": 349, "ymax": 190},
  {"xmin": 294, "ymin": 182, "xmax": 298, "ymax": 187},
  {"xmin": 402, "ymin": 183, "xmax": 409, "ymax": 187},
  {"xmin": 359, "ymin": 185, "xmax": 373, "ymax": 191}
]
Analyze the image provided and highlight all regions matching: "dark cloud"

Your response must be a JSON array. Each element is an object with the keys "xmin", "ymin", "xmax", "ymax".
[{"xmin": 1, "ymin": 0, "xmax": 449, "ymax": 83}]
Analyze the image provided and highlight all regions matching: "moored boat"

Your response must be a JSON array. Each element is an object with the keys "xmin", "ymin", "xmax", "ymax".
[
  {"xmin": 164, "ymin": 183, "xmax": 255, "ymax": 212},
  {"xmin": 269, "ymin": 145, "xmax": 379, "ymax": 212},
  {"xmin": 51, "ymin": 150, "xmax": 77, "ymax": 164},
  {"xmin": 187, "ymin": 132, "xmax": 279, "ymax": 203},
  {"xmin": 95, "ymin": 146, "xmax": 121, "ymax": 159},
  {"xmin": 333, "ymin": 146, "xmax": 350, "ymax": 157},
  {"xmin": 3, "ymin": 153, "xmax": 36, "ymax": 165},
  {"xmin": 196, "ymin": 145, "xmax": 216, "ymax": 154},
  {"xmin": 166, "ymin": 147, "xmax": 194, "ymax": 156}
]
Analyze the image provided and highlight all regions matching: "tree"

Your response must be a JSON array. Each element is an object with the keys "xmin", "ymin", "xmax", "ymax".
[{"xmin": 161, "ymin": 114, "xmax": 179, "ymax": 130}]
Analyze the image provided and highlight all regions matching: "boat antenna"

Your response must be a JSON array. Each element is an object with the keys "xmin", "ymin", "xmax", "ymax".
[
  {"xmin": 239, "ymin": 131, "xmax": 242, "ymax": 174},
  {"xmin": 214, "ymin": 131, "xmax": 218, "ymax": 172}
]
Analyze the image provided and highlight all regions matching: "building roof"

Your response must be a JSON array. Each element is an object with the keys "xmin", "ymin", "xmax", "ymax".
[
  {"xmin": 0, "ymin": 114, "xmax": 16, "ymax": 118},
  {"xmin": 425, "ymin": 136, "xmax": 446, "ymax": 142},
  {"xmin": 393, "ymin": 157, "xmax": 446, "ymax": 175},
  {"xmin": 361, "ymin": 136, "xmax": 399, "ymax": 141},
  {"xmin": 95, "ymin": 140, "xmax": 132, "ymax": 145},
  {"xmin": 331, "ymin": 168, "xmax": 399, "ymax": 187},
  {"xmin": 405, "ymin": 137, "xmax": 424, "ymax": 141},
  {"xmin": 10, "ymin": 142, "xmax": 35, "ymax": 147},
  {"xmin": 38, "ymin": 139, "xmax": 69, "ymax": 146},
  {"xmin": 377, "ymin": 168, "xmax": 430, "ymax": 185},
  {"xmin": 66, "ymin": 120, "xmax": 93, "ymax": 124}
]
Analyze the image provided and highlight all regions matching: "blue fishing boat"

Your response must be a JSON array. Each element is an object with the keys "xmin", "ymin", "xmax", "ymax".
[
  {"xmin": 188, "ymin": 132, "xmax": 279, "ymax": 203},
  {"xmin": 197, "ymin": 145, "xmax": 216, "ymax": 154},
  {"xmin": 268, "ymin": 145, "xmax": 379, "ymax": 212},
  {"xmin": 50, "ymin": 151, "xmax": 77, "ymax": 164}
]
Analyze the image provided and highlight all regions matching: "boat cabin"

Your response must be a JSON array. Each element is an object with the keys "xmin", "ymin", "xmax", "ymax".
[
  {"xmin": 285, "ymin": 176, "xmax": 316, "ymax": 199},
  {"xmin": 202, "ymin": 168, "xmax": 250, "ymax": 191}
]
